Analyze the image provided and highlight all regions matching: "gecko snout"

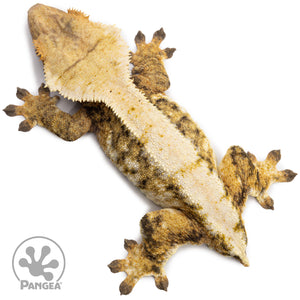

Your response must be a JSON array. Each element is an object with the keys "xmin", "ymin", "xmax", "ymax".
[{"xmin": 28, "ymin": 4, "xmax": 68, "ymax": 40}]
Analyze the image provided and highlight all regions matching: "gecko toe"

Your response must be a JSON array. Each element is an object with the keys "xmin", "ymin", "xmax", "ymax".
[
  {"xmin": 38, "ymin": 83, "xmax": 50, "ymax": 96},
  {"xmin": 124, "ymin": 239, "xmax": 138, "ymax": 250},
  {"xmin": 135, "ymin": 30, "xmax": 146, "ymax": 45},
  {"xmin": 279, "ymin": 169, "xmax": 297, "ymax": 182},
  {"xmin": 19, "ymin": 119, "xmax": 35, "ymax": 132},
  {"xmin": 152, "ymin": 28, "xmax": 166, "ymax": 44},
  {"xmin": 119, "ymin": 278, "xmax": 135, "ymax": 295},
  {"xmin": 258, "ymin": 195, "xmax": 274, "ymax": 210},
  {"xmin": 267, "ymin": 150, "xmax": 281, "ymax": 165},
  {"xmin": 108, "ymin": 259, "xmax": 124, "ymax": 273},
  {"xmin": 163, "ymin": 47, "xmax": 176, "ymax": 59},
  {"xmin": 16, "ymin": 87, "xmax": 30, "ymax": 100},
  {"xmin": 3, "ymin": 105, "xmax": 19, "ymax": 117},
  {"xmin": 154, "ymin": 275, "xmax": 169, "ymax": 291}
]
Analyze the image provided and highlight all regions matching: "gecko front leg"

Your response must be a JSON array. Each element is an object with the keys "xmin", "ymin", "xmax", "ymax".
[
  {"xmin": 131, "ymin": 28, "xmax": 176, "ymax": 97},
  {"xmin": 3, "ymin": 84, "xmax": 92, "ymax": 141}
]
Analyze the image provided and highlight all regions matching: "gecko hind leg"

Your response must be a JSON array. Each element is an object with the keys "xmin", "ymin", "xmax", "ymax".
[
  {"xmin": 131, "ymin": 28, "xmax": 176, "ymax": 96},
  {"xmin": 247, "ymin": 149, "xmax": 297, "ymax": 209},
  {"xmin": 219, "ymin": 146, "xmax": 297, "ymax": 212},
  {"xmin": 108, "ymin": 208, "xmax": 207, "ymax": 295},
  {"xmin": 3, "ymin": 84, "xmax": 91, "ymax": 141}
]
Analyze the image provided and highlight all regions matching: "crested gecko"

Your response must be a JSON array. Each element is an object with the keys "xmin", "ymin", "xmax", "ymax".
[{"xmin": 4, "ymin": 4, "xmax": 296, "ymax": 295}]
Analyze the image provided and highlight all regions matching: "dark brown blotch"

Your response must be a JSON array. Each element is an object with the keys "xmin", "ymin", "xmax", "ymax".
[
  {"xmin": 155, "ymin": 98, "xmax": 167, "ymax": 105},
  {"xmin": 153, "ymin": 215, "xmax": 162, "ymax": 226},
  {"xmin": 129, "ymin": 169, "xmax": 138, "ymax": 175},
  {"xmin": 151, "ymin": 265, "xmax": 161, "ymax": 274},
  {"xmin": 234, "ymin": 220, "xmax": 245, "ymax": 232},
  {"xmin": 141, "ymin": 214, "xmax": 154, "ymax": 235},
  {"xmin": 138, "ymin": 178, "xmax": 148, "ymax": 189},
  {"xmin": 171, "ymin": 103, "xmax": 180, "ymax": 111},
  {"xmin": 188, "ymin": 229, "xmax": 203, "ymax": 243}
]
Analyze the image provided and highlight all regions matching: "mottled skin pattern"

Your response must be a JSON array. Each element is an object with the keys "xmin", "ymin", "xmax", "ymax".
[
  {"xmin": 4, "ymin": 13, "xmax": 297, "ymax": 295},
  {"xmin": 219, "ymin": 146, "xmax": 296, "ymax": 212}
]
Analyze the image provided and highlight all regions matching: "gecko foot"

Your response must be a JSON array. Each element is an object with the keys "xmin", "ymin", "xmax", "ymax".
[
  {"xmin": 131, "ymin": 28, "xmax": 176, "ymax": 95},
  {"xmin": 108, "ymin": 239, "xmax": 168, "ymax": 295},
  {"xmin": 133, "ymin": 28, "xmax": 176, "ymax": 59},
  {"xmin": 248, "ymin": 150, "xmax": 297, "ymax": 209},
  {"xmin": 3, "ymin": 84, "xmax": 59, "ymax": 132}
]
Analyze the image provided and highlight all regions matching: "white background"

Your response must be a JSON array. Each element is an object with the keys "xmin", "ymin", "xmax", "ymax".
[{"xmin": 1, "ymin": 0, "xmax": 299, "ymax": 299}]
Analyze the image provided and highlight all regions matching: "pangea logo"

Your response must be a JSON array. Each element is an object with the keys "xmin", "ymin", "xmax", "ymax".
[{"xmin": 12, "ymin": 236, "xmax": 65, "ymax": 290}]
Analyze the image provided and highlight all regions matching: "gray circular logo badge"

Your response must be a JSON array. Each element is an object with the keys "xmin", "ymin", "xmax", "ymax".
[{"xmin": 12, "ymin": 236, "xmax": 65, "ymax": 290}]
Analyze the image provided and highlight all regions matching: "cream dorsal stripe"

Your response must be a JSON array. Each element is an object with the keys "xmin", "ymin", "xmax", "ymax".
[{"xmin": 33, "ymin": 5, "xmax": 247, "ymax": 263}]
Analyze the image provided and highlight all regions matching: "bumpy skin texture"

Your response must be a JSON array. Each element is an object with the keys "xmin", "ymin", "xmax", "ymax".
[{"xmin": 4, "ymin": 4, "xmax": 297, "ymax": 295}]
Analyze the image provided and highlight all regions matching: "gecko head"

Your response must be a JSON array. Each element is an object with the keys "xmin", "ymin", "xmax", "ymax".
[
  {"xmin": 28, "ymin": 4, "xmax": 88, "ymax": 62},
  {"xmin": 28, "ymin": 4, "xmax": 67, "ymax": 40},
  {"xmin": 27, "ymin": 3, "xmax": 130, "ymax": 101},
  {"xmin": 28, "ymin": 4, "xmax": 70, "ymax": 61}
]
